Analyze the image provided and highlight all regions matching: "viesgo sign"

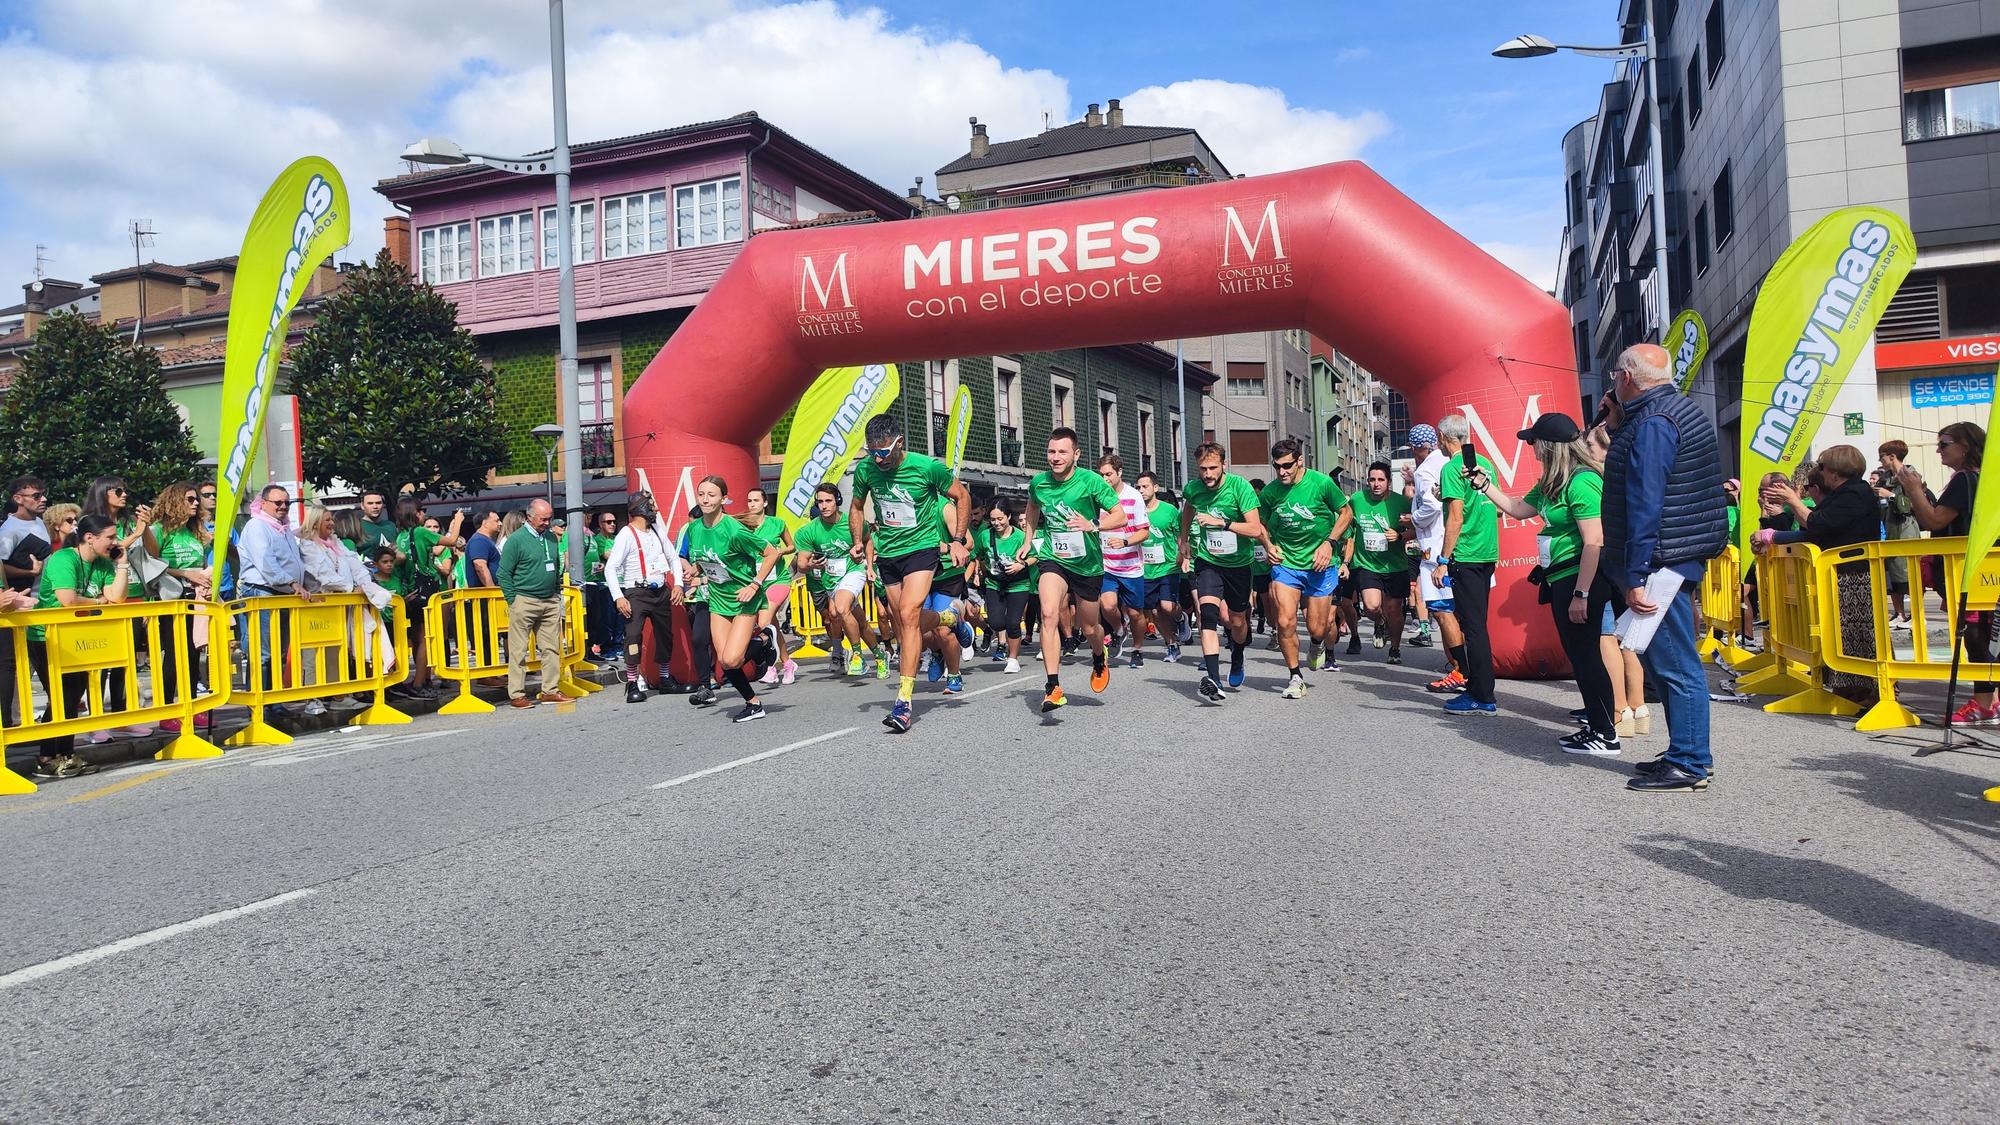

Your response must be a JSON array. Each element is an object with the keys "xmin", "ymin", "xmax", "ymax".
[{"xmin": 1877, "ymin": 334, "xmax": 2000, "ymax": 370}]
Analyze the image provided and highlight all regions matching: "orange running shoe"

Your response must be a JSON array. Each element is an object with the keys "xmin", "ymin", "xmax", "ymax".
[
  {"xmin": 1041, "ymin": 686, "xmax": 1068, "ymax": 712},
  {"xmin": 1090, "ymin": 651, "xmax": 1111, "ymax": 693},
  {"xmin": 1425, "ymin": 669, "xmax": 1467, "ymax": 694}
]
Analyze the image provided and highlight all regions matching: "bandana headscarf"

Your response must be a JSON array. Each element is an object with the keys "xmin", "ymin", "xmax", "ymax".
[{"xmin": 1408, "ymin": 424, "xmax": 1439, "ymax": 449}]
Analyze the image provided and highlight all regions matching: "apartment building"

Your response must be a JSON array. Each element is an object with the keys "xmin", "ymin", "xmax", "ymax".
[
  {"xmin": 1559, "ymin": 0, "xmax": 2000, "ymax": 483},
  {"xmin": 376, "ymin": 111, "xmax": 914, "ymax": 505},
  {"xmin": 1309, "ymin": 336, "xmax": 1400, "ymax": 487}
]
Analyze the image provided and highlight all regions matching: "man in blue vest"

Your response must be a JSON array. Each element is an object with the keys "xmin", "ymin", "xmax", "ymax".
[{"xmin": 1602, "ymin": 343, "xmax": 1728, "ymax": 792}]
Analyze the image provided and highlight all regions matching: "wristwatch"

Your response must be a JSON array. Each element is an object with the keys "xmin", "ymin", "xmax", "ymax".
[{"xmin": 1571, "ymin": 590, "xmax": 1589, "ymax": 600}]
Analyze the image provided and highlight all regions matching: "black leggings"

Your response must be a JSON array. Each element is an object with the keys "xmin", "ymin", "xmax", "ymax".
[
  {"xmin": 685, "ymin": 603, "xmax": 715, "ymax": 686},
  {"xmin": 1547, "ymin": 572, "xmax": 1617, "ymax": 737},
  {"xmin": 990, "ymin": 589, "xmax": 1031, "ymax": 639}
]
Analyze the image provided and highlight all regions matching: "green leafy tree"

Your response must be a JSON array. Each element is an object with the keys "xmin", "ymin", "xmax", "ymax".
[
  {"xmin": 291, "ymin": 249, "xmax": 504, "ymax": 498},
  {"xmin": 0, "ymin": 310, "xmax": 201, "ymax": 503}
]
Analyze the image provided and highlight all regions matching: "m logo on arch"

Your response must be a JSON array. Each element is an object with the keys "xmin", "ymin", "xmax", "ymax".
[
  {"xmin": 796, "ymin": 251, "xmax": 863, "ymax": 338},
  {"xmin": 1216, "ymin": 198, "xmax": 1295, "ymax": 295}
]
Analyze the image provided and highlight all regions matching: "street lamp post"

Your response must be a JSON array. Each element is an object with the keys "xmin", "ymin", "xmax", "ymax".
[
  {"xmin": 402, "ymin": 0, "xmax": 585, "ymax": 573},
  {"xmin": 531, "ymin": 423, "xmax": 564, "ymax": 510},
  {"xmin": 1495, "ymin": 11, "xmax": 1675, "ymax": 338}
]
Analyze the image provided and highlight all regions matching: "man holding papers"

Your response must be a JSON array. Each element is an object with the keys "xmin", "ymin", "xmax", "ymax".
[{"xmin": 1600, "ymin": 344, "xmax": 1728, "ymax": 793}]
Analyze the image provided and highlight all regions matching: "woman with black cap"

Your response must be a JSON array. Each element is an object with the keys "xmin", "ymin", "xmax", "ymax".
[{"xmin": 1467, "ymin": 412, "xmax": 1621, "ymax": 756}]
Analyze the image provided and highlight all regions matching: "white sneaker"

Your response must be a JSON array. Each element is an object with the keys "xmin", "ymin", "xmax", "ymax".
[
  {"xmin": 780, "ymin": 659, "xmax": 797, "ymax": 686},
  {"xmin": 303, "ymin": 701, "xmax": 328, "ymax": 717},
  {"xmin": 1281, "ymin": 675, "xmax": 1306, "ymax": 700},
  {"xmin": 1003, "ymin": 657, "xmax": 1020, "ymax": 674},
  {"xmin": 760, "ymin": 664, "xmax": 778, "ymax": 685}
]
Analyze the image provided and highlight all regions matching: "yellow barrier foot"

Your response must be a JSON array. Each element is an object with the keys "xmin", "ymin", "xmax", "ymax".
[
  {"xmin": 1735, "ymin": 668, "xmax": 1808, "ymax": 697},
  {"xmin": 437, "ymin": 685, "xmax": 495, "ymax": 715},
  {"xmin": 1698, "ymin": 635, "xmax": 1720, "ymax": 662},
  {"xmin": 352, "ymin": 699, "xmax": 413, "ymax": 727},
  {"xmin": 1720, "ymin": 642, "xmax": 1760, "ymax": 666},
  {"xmin": 1854, "ymin": 698, "xmax": 1922, "ymax": 733},
  {"xmin": 0, "ymin": 765, "xmax": 39, "ymax": 795},
  {"xmin": 1764, "ymin": 688, "xmax": 1862, "ymax": 718},
  {"xmin": 156, "ymin": 733, "xmax": 224, "ymax": 760},
  {"xmin": 225, "ymin": 711, "xmax": 295, "ymax": 747},
  {"xmin": 1728, "ymin": 649, "xmax": 1777, "ymax": 675},
  {"xmin": 1985, "ymin": 786, "xmax": 2000, "ymax": 803}
]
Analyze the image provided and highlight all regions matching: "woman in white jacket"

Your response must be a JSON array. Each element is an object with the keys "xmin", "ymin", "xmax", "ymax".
[{"xmin": 297, "ymin": 506, "xmax": 398, "ymax": 704}]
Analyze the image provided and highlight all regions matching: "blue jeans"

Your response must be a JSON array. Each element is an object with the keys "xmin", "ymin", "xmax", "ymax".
[
  {"xmin": 237, "ymin": 583, "xmax": 289, "ymax": 693},
  {"xmin": 1638, "ymin": 586, "xmax": 1711, "ymax": 776}
]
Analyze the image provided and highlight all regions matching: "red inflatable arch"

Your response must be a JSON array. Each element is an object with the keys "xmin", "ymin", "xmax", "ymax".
[{"xmin": 624, "ymin": 161, "xmax": 1578, "ymax": 678}]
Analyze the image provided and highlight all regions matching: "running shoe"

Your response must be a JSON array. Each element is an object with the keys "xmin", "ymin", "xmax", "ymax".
[
  {"xmin": 943, "ymin": 673, "xmax": 965, "ymax": 695},
  {"xmin": 1346, "ymin": 636, "xmax": 1362, "ymax": 656},
  {"xmin": 732, "ymin": 702, "xmax": 767, "ymax": 723},
  {"xmin": 1443, "ymin": 695, "xmax": 1498, "ymax": 716},
  {"xmin": 1128, "ymin": 649, "xmax": 1144, "ymax": 669},
  {"xmin": 1406, "ymin": 630, "xmax": 1433, "ymax": 648},
  {"xmin": 875, "ymin": 655, "xmax": 890, "ymax": 679},
  {"xmin": 1949, "ymin": 699, "xmax": 1998, "ymax": 726},
  {"xmin": 884, "ymin": 700, "xmax": 913, "ymax": 733},
  {"xmin": 847, "ymin": 652, "xmax": 865, "ymax": 677},
  {"xmin": 1387, "ymin": 650, "xmax": 1402, "ymax": 665},
  {"xmin": 689, "ymin": 683, "xmax": 717, "ymax": 707},
  {"xmin": 1163, "ymin": 644, "xmax": 1181, "ymax": 664},
  {"xmin": 1373, "ymin": 629, "xmax": 1386, "ymax": 649},
  {"xmin": 760, "ymin": 663, "xmax": 779, "ymax": 686},
  {"xmin": 1090, "ymin": 651, "xmax": 1111, "ymax": 693},
  {"xmin": 1003, "ymin": 658, "xmax": 1020, "ymax": 674},
  {"xmin": 1106, "ymin": 631, "xmax": 1123, "ymax": 662},
  {"xmin": 1308, "ymin": 645, "xmax": 1325, "ymax": 672},
  {"xmin": 1559, "ymin": 727, "xmax": 1623, "ymax": 756},
  {"xmin": 1227, "ymin": 645, "xmax": 1246, "ymax": 689},
  {"xmin": 926, "ymin": 652, "xmax": 944, "ymax": 683},
  {"xmin": 781, "ymin": 659, "xmax": 797, "ymax": 686},
  {"xmin": 1426, "ymin": 670, "xmax": 1467, "ymax": 694},
  {"xmin": 955, "ymin": 620, "xmax": 976, "ymax": 651},
  {"xmin": 1281, "ymin": 675, "xmax": 1306, "ymax": 700},
  {"xmin": 1041, "ymin": 686, "xmax": 1068, "ymax": 712},
  {"xmin": 1198, "ymin": 675, "xmax": 1225, "ymax": 704}
]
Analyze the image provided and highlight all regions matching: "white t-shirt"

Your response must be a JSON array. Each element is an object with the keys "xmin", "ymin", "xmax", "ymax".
[
  {"xmin": 1411, "ymin": 450, "xmax": 1448, "ymax": 554},
  {"xmin": 1102, "ymin": 484, "xmax": 1151, "ymax": 578}
]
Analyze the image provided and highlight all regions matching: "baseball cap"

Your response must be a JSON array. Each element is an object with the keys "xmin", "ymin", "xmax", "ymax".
[
  {"xmin": 1408, "ymin": 424, "xmax": 1439, "ymax": 448},
  {"xmin": 1517, "ymin": 413, "xmax": 1582, "ymax": 444}
]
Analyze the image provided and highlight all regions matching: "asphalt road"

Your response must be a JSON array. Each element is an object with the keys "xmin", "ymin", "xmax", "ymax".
[{"xmin": 3, "ymin": 634, "xmax": 1998, "ymax": 1123}]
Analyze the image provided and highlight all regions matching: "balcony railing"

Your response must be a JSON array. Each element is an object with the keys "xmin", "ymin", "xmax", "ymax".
[
  {"xmin": 1000, "ymin": 431, "xmax": 1024, "ymax": 467},
  {"xmin": 953, "ymin": 169, "xmax": 1207, "ymax": 212},
  {"xmin": 581, "ymin": 421, "xmax": 616, "ymax": 470}
]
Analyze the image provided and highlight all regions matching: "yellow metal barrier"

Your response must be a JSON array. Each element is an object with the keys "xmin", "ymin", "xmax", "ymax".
[
  {"xmin": 426, "ymin": 587, "xmax": 591, "ymax": 715},
  {"xmin": 788, "ymin": 579, "xmax": 883, "ymax": 658},
  {"xmin": 1, "ymin": 600, "xmax": 232, "ymax": 793},
  {"xmin": 223, "ymin": 593, "xmax": 413, "ymax": 747},
  {"xmin": 1814, "ymin": 535, "xmax": 1998, "ymax": 732},
  {"xmin": 1734, "ymin": 542, "xmax": 1860, "ymax": 721},
  {"xmin": 1696, "ymin": 547, "xmax": 1760, "ymax": 667}
]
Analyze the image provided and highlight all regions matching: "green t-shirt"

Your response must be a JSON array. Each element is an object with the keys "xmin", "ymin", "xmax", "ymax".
[
  {"xmin": 32, "ymin": 548, "xmax": 119, "ymax": 641},
  {"xmin": 980, "ymin": 527, "xmax": 1034, "ymax": 593},
  {"xmin": 935, "ymin": 533, "xmax": 966, "ymax": 583},
  {"xmin": 1027, "ymin": 468, "xmax": 1121, "ymax": 577},
  {"xmin": 746, "ymin": 516, "xmax": 791, "ymax": 587},
  {"xmin": 584, "ymin": 532, "xmax": 616, "ymax": 582},
  {"xmin": 156, "ymin": 526, "xmax": 207, "ymax": 571},
  {"xmin": 1346, "ymin": 491, "xmax": 1412, "ymax": 574},
  {"xmin": 357, "ymin": 517, "xmax": 400, "ymax": 557},
  {"xmin": 971, "ymin": 524, "xmax": 992, "ymax": 583},
  {"xmin": 685, "ymin": 514, "xmax": 768, "ymax": 619},
  {"xmin": 1525, "ymin": 469, "xmax": 1604, "ymax": 583},
  {"xmin": 1141, "ymin": 500, "xmax": 1181, "ymax": 580},
  {"xmin": 854, "ymin": 451, "xmax": 957, "ymax": 561},
  {"xmin": 1440, "ymin": 452, "xmax": 1501, "ymax": 565},
  {"xmin": 396, "ymin": 526, "xmax": 446, "ymax": 591},
  {"xmin": 792, "ymin": 515, "xmax": 857, "ymax": 596},
  {"xmin": 1258, "ymin": 470, "xmax": 1347, "ymax": 570},
  {"xmin": 1182, "ymin": 472, "xmax": 1260, "ymax": 568}
]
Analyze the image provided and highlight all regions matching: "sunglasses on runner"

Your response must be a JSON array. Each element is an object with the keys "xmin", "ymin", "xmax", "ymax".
[
  {"xmin": 867, "ymin": 441, "xmax": 901, "ymax": 459},
  {"xmin": 1271, "ymin": 458, "xmax": 1299, "ymax": 471}
]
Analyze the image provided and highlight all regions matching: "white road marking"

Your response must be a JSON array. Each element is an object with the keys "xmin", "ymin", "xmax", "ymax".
[
  {"xmin": 651, "ymin": 728, "xmax": 857, "ymax": 790},
  {"xmin": 248, "ymin": 729, "xmax": 462, "ymax": 768},
  {"xmin": 943, "ymin": 679, "xmax": 1020, "ymax": 701},
  {"xmin": 0, "ymin": 889, "xmax": 320, "ymax": 991}
]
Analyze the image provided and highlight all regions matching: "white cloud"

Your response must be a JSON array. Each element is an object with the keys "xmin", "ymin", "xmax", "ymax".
[
  {"xmin": 1477, "ymin": 240, "xmax": 1559, "ymax": 292},
  {"xmin": 1118, "ymin": 79, "xmax": 1389, "ymax": 176}
]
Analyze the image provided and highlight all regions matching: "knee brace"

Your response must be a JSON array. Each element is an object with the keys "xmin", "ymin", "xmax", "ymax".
[{"xmin": 1199, "ymin": 602, "xmax": 1222, "ymax": 631}]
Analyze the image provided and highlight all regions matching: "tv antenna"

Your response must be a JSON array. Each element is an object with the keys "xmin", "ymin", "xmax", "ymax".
[
  {"xmin": 33, "ymin": 244, "xmax": 49, "ymax": 283},
  {"xmin": 129, "ymin": 219, "xmax": 155, "ymax": 343}
]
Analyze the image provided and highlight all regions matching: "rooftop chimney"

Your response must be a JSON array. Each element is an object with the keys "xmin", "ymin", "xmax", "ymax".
[
  {"xmin": 969, "ymin": 118, "xmax": 989, "ymax": 159},
  {"xmin": 1085, "ymin": 102, "xmax": 1103, "ymax": 127},
  {"xmin": 907, "ymin": 177, "xmax": 928, "ymax": 214},
  {"xmin": 181, "ymin": 274, "xmax": 204, "ymax": 316},
  {"xmin": 384, "ymin": 214, "xmax": 412, "ymax": 271},
  {"xmin": 1106, "ymin": 98, "xmax": 1123, "ymax": 128}
]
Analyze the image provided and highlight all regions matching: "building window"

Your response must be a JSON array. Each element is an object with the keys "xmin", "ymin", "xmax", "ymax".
[
  {"xmin": 602, "ymin": 191, "xmax": 669, "ymax": 259},
  {"xmin": 1686, "ymin": 55, "xmax": 1704, "ymax": 124},
  {"xmin": 752, "ymin": 179, "xmax": 795, "ymax": 222},
  {"xmin": 577, "ymin": 358, "xmax": 616, "ymax": 469},
  {"xmin": 995, "ymin": 357, "xmax": 1022, "ymax": 466},
  {"xmin": 1905, "ymin": 81, "xmax": 2000, "ymax": 142},
  {"xmin": 1705, "ymin": 1, "xmax": 1726, "ymax": 81},
  {"xmin": 1097, "ymin": 391, "xmax": 1118, "ymax": 454},
  {"xmin": 1712, "ymin": 164, "xmax": 1734, "ymax": 249},
  {"xmin": 540, "ymin": 203, "xmax": 596, "ymax": 268},
  {"xmin": 1665, "ymin": 95, "xmax": 1685, "ymax": 170},
  {"xmin": 1226, "ymin": 378, "xmax": 1264, "ymax": 397},
  {"xmin": 1051, "ymin": 372, "xmax": 1074, "ymax": 431},
  {"xmin": 1694, "ymin": 205, "xmax": 1712, "ymax": 276},
  {"xmin": 477, "ymin": 212, "xmax": 534, "ymax": 278},
  {"xmin": 1566, "ymin": 172, "xmax": 1584, "ymax": 226},
  {"xmin": 674, "ymin": 176, "xmax": 744, "ymax": 249},
  {"xmin": 1138, "ymin": 404, "xmax": 1156, "ymax": 474},
  {"xmin": 418, "ymin": 222, "xmax": 472, "ymax": 285}
]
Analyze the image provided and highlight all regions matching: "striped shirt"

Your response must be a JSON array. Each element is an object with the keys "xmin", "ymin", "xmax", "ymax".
[{"xmin": 1102, "ymin": 484, "xmax": 1151, "ymax": 578}]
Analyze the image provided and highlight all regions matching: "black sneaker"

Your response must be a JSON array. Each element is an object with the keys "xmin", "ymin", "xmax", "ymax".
[
  {"xmin": 1387, "ymin": 650, "xmax": 1402, "ymax": 665},
  {"xmin": 688, "ymin": 684, "xmax": 717, "ymax": 707},
  {"xmin": 1627, "ymin": 763, "xmax": 1708, "ymax": 792},
  {"xmin": 1556, "ymin": 725, "xmax": 1599, "ymax": 749},
  {"xmin": 1198, "ymin": 675, "xmax": 1226, "ymax": 704},
  {"xmin": 1559, "ymin": 729, "xmax": 1622, "ymax": 757},
  {"xmin": 1568, "ymin": 707, "xmax": 1590, "ymax": 722},
  {"xmin": 1128, "ymin": 649, "xmax": 1144, "ymax": 669},
  {"xmin": 1105, "ymin": 631, "xmax": 1123, "ymax": 662},
  {"xmin": 1346, "ymin": 636, "xmax": 1362, "ymax": 656},
  {"xmin": 625, "ymin": 681, "xmax": 647, "ymax": 704},
  {"xmin": 1634, "ymin": 756, "xmax": 1719, "ymax": 778},
  {"xmin": 732, "ymin": 702, "xmax": 766, "ymax": 723}
]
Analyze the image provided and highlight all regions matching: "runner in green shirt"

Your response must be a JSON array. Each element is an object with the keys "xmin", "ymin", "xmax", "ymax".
[
  {"xmin": 683, "ymin": 474, "xmax": 782, "ymax": 724},
  {"xmin": 1255, "ymin": 440, "xmax": 1353, "ymax": 697},
  {"xmin": 1180, "ymin": 442, "xmax": 1266, "ymax": 702},
  {"xmin": 850, "ymin": 412, "xmax": 971, "ymax": 733},
  {"xmin": 1347, "ymin": 461, "xmax": 1414, "ymax": 667},
  {"xmin": 793, "ymin": 482, "xmax": 886, "ymax": 679},
  {"xmin": 1136, "ymin": 471, "xmax": 1185, "ymax": 664},
  {"xmin": 979, "ymin": 499, "xmax": 1034, "ymax": 674},
  {"xmin": 1018, "ymin": 427, "xmax": 1127, "ymax": 711}
]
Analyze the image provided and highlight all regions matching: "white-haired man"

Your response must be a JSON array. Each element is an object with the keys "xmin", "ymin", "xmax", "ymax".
[{"xmin": 1602, "ymin": 343, "xmax": 1727, "ymax": 792}]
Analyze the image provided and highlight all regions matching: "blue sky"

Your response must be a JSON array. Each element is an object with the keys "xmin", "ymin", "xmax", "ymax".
[{"xmin": 0, "ymin": 0, "xmax": 1630, "ymax": 291}]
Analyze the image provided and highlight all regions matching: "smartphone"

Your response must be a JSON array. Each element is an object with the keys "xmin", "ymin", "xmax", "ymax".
[{"xmin": 1462, "ymin": 441, "xmax": 1477, "ymax": 471}]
